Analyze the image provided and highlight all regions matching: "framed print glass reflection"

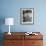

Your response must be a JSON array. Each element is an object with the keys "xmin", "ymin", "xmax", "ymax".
[{"xmin": 20, "ymin": 8, "xmax": 34, "ymax": 24}]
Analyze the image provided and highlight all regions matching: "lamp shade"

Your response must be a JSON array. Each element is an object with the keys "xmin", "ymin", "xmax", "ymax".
[{"xmin": 5, "ymin": 18, "xmax": 14, "ymax": 25}]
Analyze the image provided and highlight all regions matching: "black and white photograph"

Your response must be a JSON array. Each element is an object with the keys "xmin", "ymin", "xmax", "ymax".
[{"xmin": 20, "ymin": 8, "xmax": 34, "ymax": 24}]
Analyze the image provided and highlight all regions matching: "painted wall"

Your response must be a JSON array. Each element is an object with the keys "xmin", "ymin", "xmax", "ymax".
[
  {"xmin": 0, "ymin": 0, "xmax": 46, "ymax": 46},
  {"xmin": 0, "ymin": 0, "xmax": 46, "ymax": 32}
]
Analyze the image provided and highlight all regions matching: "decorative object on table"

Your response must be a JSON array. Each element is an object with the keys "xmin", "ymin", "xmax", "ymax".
[
  {"xmin": 25, "ymin": 32, "xmax": 38, "ymax": 35},
  {"xmin": 5, "ymin": 18, "xmax": 14, "ymax": 35},
  {"xmin": 20, "ymin": 8, "xmax": 34, "ymax": 24}
]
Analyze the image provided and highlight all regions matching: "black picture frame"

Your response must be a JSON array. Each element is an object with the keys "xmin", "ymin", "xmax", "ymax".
[{"xmin": 20, "ymin": 8, "xmax": 34, "ymax": 24}]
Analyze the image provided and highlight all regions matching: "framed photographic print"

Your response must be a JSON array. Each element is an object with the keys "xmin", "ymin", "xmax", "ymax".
[{"xmin": 20, "ymin": 8, "xmax": 34, "ymax": 24}]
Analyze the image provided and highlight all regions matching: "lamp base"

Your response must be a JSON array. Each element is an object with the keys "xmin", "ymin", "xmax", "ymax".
[{"xmin": 8, "ymin": 32, "xmax": 11, "ymax": 35}]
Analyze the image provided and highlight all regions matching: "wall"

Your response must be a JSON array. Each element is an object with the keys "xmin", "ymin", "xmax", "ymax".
[
  {"xmin": 0, "ymin": 0, "xmax": 46, "ymax": 32},
  {"xmin": 0, "ymin": 0, "xmax": 46, "ymax": 46}
]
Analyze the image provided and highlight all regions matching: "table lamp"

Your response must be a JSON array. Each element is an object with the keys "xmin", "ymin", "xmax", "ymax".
[{"xmin": 5, "ymin": 18, "xmax": 14, "ymax": 35}]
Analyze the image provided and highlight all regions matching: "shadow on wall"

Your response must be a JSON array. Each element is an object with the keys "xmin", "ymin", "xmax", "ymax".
[
  {"xmin": 0, "ymin": 16, "xmax": 5, "ymax": 46},
  {"xmin": 0, "ymin": 33, "xmax": 4, "ymax": 46}
]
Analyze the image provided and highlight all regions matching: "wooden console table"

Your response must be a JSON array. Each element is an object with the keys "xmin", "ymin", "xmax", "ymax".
[{"xmin": 4, "ymin": 32, "xmax": 43, "ymax": 46}]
